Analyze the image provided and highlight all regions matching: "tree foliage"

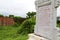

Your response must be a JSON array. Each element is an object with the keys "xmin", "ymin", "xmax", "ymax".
[
  {"xmin": 17, "ymin": 16, "xmax": 36, "ymax": 34},
  {"xmin": 26, "ymin": 12, "xmax": 36, "ymax": 18},
  {"xmin": 9, "ymin": 15, "xmax": 14, "ymax": 18},
  {"xmin": 0, "ymin": 14, "xmax": 4, "ymax": 17}
]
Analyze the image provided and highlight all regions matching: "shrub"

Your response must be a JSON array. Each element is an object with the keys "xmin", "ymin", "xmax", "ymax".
[
  {"xmin": 57, "ymin": 23, "xmax": 60, "ymax": 28},
  {"xmin": 57, "ymin": 20, "xmax": 60, "ymax": 24},
  {"xmin": 17, "ymin": 16, "xmax": 36, "ymax": 35}
]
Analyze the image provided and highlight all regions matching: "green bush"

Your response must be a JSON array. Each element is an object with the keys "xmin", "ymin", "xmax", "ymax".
[
  {"xmin": 17, "ymin": 16, "xmax": 36, "ymax": 35},
  {"xmin": 57, "ymin": 20, "xmax": 60, "ymax": 24},
  {"xmin": 57, "ymin": 20, "xmax": 60, "ymax": 28},
  {"xmin": 57, "ymin": 23, "xmax": 60, "ymax": 28}
]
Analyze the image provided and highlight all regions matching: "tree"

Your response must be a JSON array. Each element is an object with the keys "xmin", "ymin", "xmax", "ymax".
[
  {"xmin": 9, "ymin": 15, "xmax": 14, "ymax": 18},
  {"xmin": 26, "ymin": 12, "xmax": 36, "ymax": 18},
  {"xmin": 31, "ymin": 12, "xmax": 36, "ymax": 16},
  {"xmin": 0, "ymin": 14, "xmax": 4, "ymax": 17},
  {"xmin": 26, "ymin": 12, "xmax": 31, "ymax": 18}
]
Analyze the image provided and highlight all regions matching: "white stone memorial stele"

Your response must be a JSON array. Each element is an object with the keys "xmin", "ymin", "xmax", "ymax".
[{"xmin": 28, "ymin": 0, "xmax": 60, "ymax": 40}]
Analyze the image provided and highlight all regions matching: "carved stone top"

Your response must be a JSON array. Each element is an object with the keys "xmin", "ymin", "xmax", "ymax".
[
  {"xmin": 35, "ymin": 0, "xmax": 60, "ymax": 8},
  {"xmin": 35, "ymin": 0, "xmax": 51, "ymax": 7},
  {"xmin": 55, "ymin": 0, "xmax": 60, "ymax": 8},
  {"xmin": 37, "ymin": 0, "xmax": 50, "ymax": 3},
  {"xmin": 36, "ymin": 0, "xmax": 50, "ymax": 3}
]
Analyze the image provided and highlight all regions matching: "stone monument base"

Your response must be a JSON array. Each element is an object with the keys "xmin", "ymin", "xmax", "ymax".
[{"xmin": 28, "ymin": 33, "xmax": 49, "ymax": 40}]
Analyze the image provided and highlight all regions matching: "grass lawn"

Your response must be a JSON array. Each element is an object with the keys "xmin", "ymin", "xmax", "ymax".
[
  {"xmin": 0, "ymin": 23, "xmax": 60, "ymax": 40},
  {"xmin": 0, "ymin": 26, "xmax": 28, "ymax": 40}
]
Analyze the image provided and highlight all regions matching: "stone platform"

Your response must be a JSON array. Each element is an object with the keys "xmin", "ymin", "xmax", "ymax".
[
  {"xmin": 28, "ymin": 28, "xmax": 60, "ymax": 40},
  {"xmin": 28, "ymin": 34, "xmax": 49, "ymax": 40},
  {"xmin": 56, "ymin": 28, "xmax": 60, "ymax": 40}
]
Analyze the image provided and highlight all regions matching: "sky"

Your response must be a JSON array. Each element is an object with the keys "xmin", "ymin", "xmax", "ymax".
[{"xmin": 0, "ymin": 0, "xmax": 60, "ymax": 17}]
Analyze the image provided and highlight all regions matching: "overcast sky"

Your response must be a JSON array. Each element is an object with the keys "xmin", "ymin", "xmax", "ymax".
[{"xmin": 0, "ymin": 0, "xmax": 60, "ymax": 17}]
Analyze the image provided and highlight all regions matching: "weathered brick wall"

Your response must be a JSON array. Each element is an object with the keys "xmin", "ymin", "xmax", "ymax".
[{"xmin": 0, "ymin": 17, "xmax": 15, "ymax": 26}]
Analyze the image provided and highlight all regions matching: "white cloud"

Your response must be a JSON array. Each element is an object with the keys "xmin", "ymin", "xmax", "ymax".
[
  {"xmin": 0, "ymin": 0, "xmax": 36, "ymax": 17},
  {"xmin": 0, "ymin": 0, "xmax": 60, "ymax": 17}
]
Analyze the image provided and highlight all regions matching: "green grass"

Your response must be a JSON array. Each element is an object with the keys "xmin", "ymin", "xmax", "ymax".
[
  {"xmin": 0, "ymin": 16, "xmax": 60, "ymax": 40},
  {"xmin": 0, "ymin": 17, "xmax": 35, "ymax": 40},
  {"xmin": 57, "ymin": 23, "xmax": 60, "ymax": 28},
  {"xmin": 0, "ymin": 26, "xmax": 28, "ymax": 40}
]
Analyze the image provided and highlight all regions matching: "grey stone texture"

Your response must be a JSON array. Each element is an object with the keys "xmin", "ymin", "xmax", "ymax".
[{"xmin": 28, "ymin": 0, "xmax": 60, "ymax": 40}]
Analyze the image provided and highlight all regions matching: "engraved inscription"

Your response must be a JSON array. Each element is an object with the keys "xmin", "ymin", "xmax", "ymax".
[{"xmin": 38, "ymin": 5, "xmax": 51, "ymax": 26}]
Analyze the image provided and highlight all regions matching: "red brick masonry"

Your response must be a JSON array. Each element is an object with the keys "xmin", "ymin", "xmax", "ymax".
[{"xmin": 0, "ymin": 17, "xmax": 15, "ymax": 26}]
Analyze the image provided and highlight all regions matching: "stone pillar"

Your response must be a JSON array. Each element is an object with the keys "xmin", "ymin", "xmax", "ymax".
[{"xmin": 28, "ymin": 0, "xmax": 60, "ymax": 40}]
